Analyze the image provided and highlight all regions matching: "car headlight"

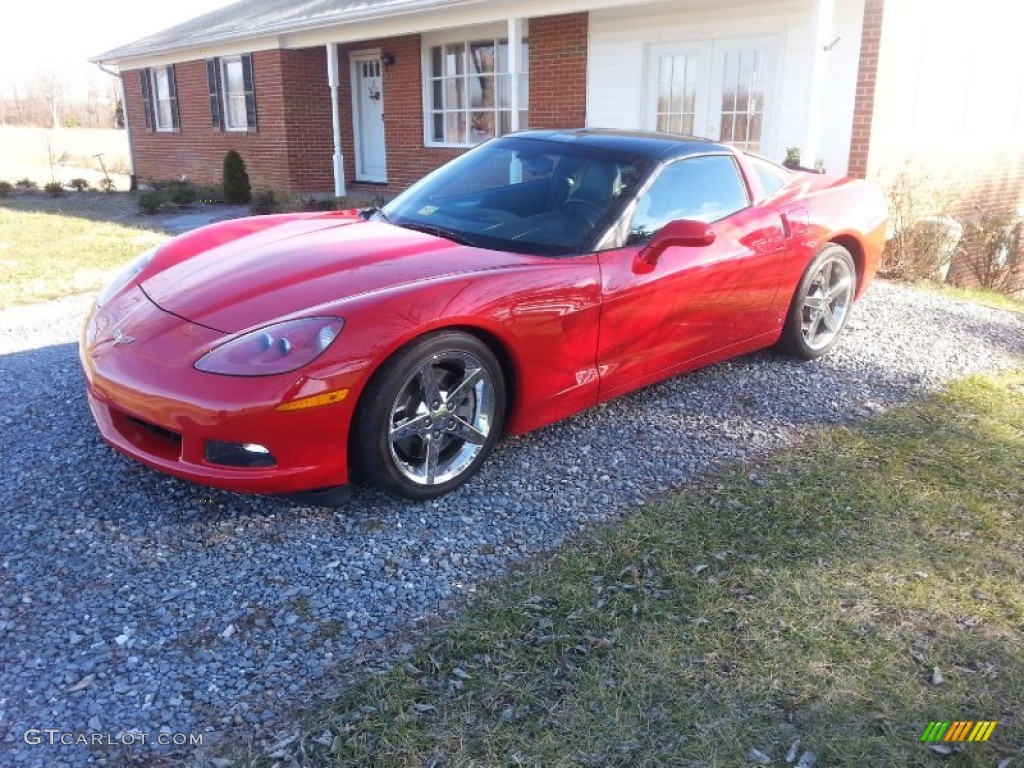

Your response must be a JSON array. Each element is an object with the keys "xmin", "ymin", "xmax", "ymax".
[
  {"xmin": 97, "ymin": 246, "xmax": 159, "ymax": 307},
  {"xmin": 195, "ymin": 317, "xmax": 344, "ymax": 376}
]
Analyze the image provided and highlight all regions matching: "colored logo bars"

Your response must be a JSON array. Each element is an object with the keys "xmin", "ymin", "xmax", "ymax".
[{"xmin": 921, "ymin": 721, "xmax": 997, "ymax": 743}]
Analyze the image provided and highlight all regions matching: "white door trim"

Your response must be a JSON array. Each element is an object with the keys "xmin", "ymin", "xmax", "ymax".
[{"xmin": 350, "ymin": 50, "xmax": 387, "ymax": 183}]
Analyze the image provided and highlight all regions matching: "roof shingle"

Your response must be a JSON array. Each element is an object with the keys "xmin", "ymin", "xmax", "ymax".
[{"xmin": 92, "ymin": 0, "xmax": 459, "ymax": 63}]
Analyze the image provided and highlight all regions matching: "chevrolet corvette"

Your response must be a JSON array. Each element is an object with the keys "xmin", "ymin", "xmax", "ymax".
[{"xmin": 80, "ymin": 129, "xmax": 887, "ymax": 503}]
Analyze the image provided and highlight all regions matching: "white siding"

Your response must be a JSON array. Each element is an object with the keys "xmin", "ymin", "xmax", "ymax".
[
  {"xmin": 817, "ymin": 0, "xmax": 865, "ymax": 174},
  {"xmin": 587, "ymin": 0, "xmax": 865, "ymax": 175}
]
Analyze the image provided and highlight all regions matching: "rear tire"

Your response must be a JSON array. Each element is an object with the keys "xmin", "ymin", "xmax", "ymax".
[
  {"xmin": 777, "ymin": 243, "xmax": 856, "ymax": 360},
  {"xmin": 351, "ymin": 331, "xmax": 506, "ymax": 500}
]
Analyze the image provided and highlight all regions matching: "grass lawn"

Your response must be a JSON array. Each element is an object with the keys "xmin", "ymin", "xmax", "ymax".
[
  {"xmin": 914, "ymin": 281, "xmax": 1024, "ymax": 315},
  {"xmin": 0, "ymin": 206, "xmax": 166, "ymax": 309},
  {"xmin": 287, "ymin": 370, "xmax": 1024, "ymax": 767}
]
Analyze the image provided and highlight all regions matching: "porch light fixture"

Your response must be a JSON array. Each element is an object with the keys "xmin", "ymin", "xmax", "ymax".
[{"xmin": 381, "ymin": 53, "xmax": 396, "ymax": 67}]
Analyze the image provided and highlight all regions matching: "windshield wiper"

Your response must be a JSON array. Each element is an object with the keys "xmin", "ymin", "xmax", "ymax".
[
  {"xmin": 395, "ymin": 221, "xmax": 477, "ymax": 247},
  {"xmin": 360, "ymin": 206, "xmax": 391, "ymax": 224}
]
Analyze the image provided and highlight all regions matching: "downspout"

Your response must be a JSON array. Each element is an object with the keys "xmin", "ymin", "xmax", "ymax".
[
  {"xmin": 97, "ymin": 62, "xmax": 137, "ymax": 191},
  {"xmin": 327, "ymin": 43, "xmax": 346, "ymax": 197}
]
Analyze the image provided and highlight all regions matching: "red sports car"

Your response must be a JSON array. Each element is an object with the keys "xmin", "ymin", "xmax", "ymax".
[{"xmin": 80, "ymin": 130, "xmax": 887, "ymax": 504}]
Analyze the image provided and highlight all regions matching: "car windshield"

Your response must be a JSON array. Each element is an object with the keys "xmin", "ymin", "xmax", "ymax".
[{"xmin": 380, "ymin": 136, "xmax": 653, "ymax": 256}]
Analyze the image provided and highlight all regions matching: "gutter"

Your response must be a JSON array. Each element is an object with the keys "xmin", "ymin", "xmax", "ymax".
[{"xmin": 96, "ymin": 63, "xmax": 137, "ymax": 191}]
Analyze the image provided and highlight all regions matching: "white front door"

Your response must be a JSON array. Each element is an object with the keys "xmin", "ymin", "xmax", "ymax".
[
  {"xmin": 647, "ymin": 37, "xmax": 777, "ymax": 155},
  {"xmin": 352, "ymin": 54, "xmax": 387, "ymax": 182}
]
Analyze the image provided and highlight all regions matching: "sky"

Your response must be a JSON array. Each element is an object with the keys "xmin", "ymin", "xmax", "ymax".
[{"xmin": 0, "ymin": 0, "xmax": 238, "ymax": 98}]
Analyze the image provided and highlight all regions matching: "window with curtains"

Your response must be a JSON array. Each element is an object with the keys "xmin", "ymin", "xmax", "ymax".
[
  {"xmin": 206, "ymin": 54, "xmax": 258, "ymax": 132},
  {"xmin": 139, "ymin": 66, "xmax": 179, "ymax": 132},
  {"xmin": 425, "ymin": 37, "xmax": 528, "ymax": 146}
]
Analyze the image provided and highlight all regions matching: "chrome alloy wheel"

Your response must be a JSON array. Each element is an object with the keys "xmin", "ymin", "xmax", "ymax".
[
  {"xmin": 386, "ymin": 350, "xmax": 496, "ymax": 486},
  {"xmin": 800, "ymin": 255, "xmax": 854, "ymax": 352}
]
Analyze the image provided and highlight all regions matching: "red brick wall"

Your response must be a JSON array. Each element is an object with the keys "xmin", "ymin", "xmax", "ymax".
[
  {"xmin": 336, "ymin": 35, "xmax": 462, "ymax": 194},
  {"xmin": 846, "ymin": 0, "xmax": 882, "ymax": 179},
  {"xmin": 529, "ymin": 12, "xmax": 588, "ymax": 129},
  {"xmin": 124, "ymin": 49, "xmax": 337, "ymax": 193},
  {"xmin": 282, "ymin": 48, "xmax": 335, "ymax": 193},
  {"xmin": 862, "ymin": 0, "xmax": 1024, "ymax": 292},
  {"xmin": 336, "ymin": 13, "xmax": 589, "ymax": 194},
  {"xmin": 124, "ymin": 12, "xmax": 590, "ymax": 196}
]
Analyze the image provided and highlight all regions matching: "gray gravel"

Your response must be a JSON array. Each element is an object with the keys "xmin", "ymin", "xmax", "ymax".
[{"xmin": 0, "ymin": 281, "xmax": 1021, "ymax": 766}]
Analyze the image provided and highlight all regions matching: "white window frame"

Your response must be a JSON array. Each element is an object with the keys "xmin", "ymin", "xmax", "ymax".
[
  {"xmin": 644, "ymin": 35, "xmax": 780, "ymax": 157},
  {"xmin": 149, "ymin": 67, "xmax": 175, "ymax": 132},
  {"xmin": 421, "ymin": 24, "xmax": 529, "ymax": 149},
  {"xmin": 220, "ymin": 56, "xmax": 248, "ymax": 132}
]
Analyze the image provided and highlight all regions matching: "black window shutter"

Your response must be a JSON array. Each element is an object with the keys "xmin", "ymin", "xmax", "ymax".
[
  {"xmin": 139, "ymin": 69, "xmax": 154, "ymax": 131},
  {"xmin": 167, "ymin": 65, "xmax": 180, "ymax": 131},
  {"xmin": 241, "ymin": 53, "xmax": 258, "ymax": 130},
  {"xmin": 206, "ymin": 58, "xmax": 222, "ymax": 130}
]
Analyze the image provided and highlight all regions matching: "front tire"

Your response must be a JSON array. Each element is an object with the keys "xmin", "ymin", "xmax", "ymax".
[
  {"xmin": 777, "ymin": 243, "xmax": 856, "ymax": 360},
  {"xmin": 352, "ymin": 331, "xmax": 507, "ymax": 500}
]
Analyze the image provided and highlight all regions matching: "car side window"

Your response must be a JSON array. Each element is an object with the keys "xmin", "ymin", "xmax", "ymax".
[
  {"xmin": 747, "ymin": 156, "xmax": 791, "ymax": 198},
  {"xmin": 629, "ymin": 155, "xmax": 750, "ymax": 242}
]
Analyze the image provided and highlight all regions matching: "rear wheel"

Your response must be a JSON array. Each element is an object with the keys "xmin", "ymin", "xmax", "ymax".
[
  {"xmin": 352, "ymin": 331, "xmax": 506, "ymax": 500},
  {"xmin": 777, "ymin": 243, "xmax": 856, "ymax": 360}
]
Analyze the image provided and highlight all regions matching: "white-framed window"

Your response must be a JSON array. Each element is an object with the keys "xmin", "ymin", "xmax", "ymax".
[
  {"xmin": 206, "ymin": 53, "xmax": 257, "ymax": 132},
  {"xmin": 141, "ymin": 66, "xmax": 178, "ymax": 132},
  {"xmin": 150, "ymin": 69, "xmax": 173, "ymax": 131},
  {"xmin": 424, "ymin": 36, "xmax": 529, "ymax": 147},
  {"xmin": 220, "ymin": 56, "xmax": 248, "ymax": 131}
]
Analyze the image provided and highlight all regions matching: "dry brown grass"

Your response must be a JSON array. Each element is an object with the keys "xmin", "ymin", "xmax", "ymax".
[{"xmin": 0, "ymin": 126, "xmax": 131, "ymax": 190}]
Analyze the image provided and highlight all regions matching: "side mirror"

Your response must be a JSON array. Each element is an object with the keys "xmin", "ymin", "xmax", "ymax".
[{"xmin": 638, "ymin": 219, "xmax": 716, "ymax": 265}]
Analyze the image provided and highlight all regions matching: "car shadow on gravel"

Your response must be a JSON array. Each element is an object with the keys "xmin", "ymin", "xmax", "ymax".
[{"xmin": 0, "ymin": 282, "xmax": 1021, "ymax": 766}]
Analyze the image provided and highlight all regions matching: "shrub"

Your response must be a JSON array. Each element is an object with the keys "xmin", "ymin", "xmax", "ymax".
[
  {"xmin": 222, "ymin": 150, "xmax": 251, "ymax": 205},
  {"xmin": 958, "ymin": 211, "xmax": 1022, "ymax": 293},
  {"xmin": 195, "ymin": 183, "xmax": 225, "ymax": 204},
  {"xmin": 250, "ymin": 190, "xmax": 283, "ymax": 215},
  {"xmin": 168, "ymin": 180, "xmax": 197, "ymax": 205},
  {"xmin": 68, "ymin": 178, "xmax": 91, "ymax": 192},
  {"xmin": 44, "ymin": 181, "xmax": 66, "ymax": 198},
  {"xmin": 137, "ymin": 189, "xmax": 163, "ymax": 215},
  {"xmin": 878, "ymin": 164, "xmax": 959, "ymax": 282},
  {"xmin": 301, "ymin": 196, "xmax": 337, "ymax": 212},
  {"xmin": 0, "ymin": 181, "xmax": 12, "ymax": 197},
  {"xmin": 15, "ymin": 178, "xmax": 37, "ymax": 190}
]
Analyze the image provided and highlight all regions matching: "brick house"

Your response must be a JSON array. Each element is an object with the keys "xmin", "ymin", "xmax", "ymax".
[{"xmin": 93, "ymin": 0, "xmax": 1023, "ymax": 229}]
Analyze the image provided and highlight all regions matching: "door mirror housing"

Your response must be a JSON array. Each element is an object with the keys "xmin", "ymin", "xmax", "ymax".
[{"xmin": 638, "ymin": 219, "xmax": 716, "ymax": 265}]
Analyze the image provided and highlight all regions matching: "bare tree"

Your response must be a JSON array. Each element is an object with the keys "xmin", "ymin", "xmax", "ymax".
[{"xmin": 34, "ymin": 67, "xmax": 65, "ymax": 129}]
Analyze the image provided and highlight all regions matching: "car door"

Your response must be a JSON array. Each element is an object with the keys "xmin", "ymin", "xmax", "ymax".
[{"xmin": 596, "ymin": 154, "xmax": 787, "ymax": 399}]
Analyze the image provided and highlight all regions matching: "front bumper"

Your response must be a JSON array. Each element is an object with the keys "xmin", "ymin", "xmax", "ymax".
[{"xmin": 79, "ymin": 288, "xmax": 357, "ymax": 498}]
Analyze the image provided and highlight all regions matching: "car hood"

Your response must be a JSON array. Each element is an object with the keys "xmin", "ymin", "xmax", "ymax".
[{"xmin": 141, "ymin": 219, "xmax": 525, "ymax": 333}]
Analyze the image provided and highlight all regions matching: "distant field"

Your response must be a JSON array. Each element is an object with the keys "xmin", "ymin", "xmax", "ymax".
[{"xmin": 0, "ymin": 126, "xmax": 131, "ymax": 190}]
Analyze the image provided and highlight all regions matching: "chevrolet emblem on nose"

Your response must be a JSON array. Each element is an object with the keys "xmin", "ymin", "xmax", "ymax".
[{"xmin": 112, "ymin": 328, "xmax": 135, "ymax": 346}]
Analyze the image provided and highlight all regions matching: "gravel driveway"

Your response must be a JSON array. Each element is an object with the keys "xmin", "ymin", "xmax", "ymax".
[{"xmin": 1, "ymin": 282, "xmax": 1021, "ymax": 767}]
